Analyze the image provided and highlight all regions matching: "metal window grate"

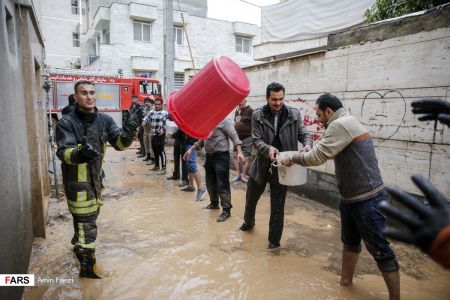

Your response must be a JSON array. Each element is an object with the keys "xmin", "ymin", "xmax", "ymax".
[{"xmin": 174, "ymin": 73, "xmax": 184, "ymax": 90}]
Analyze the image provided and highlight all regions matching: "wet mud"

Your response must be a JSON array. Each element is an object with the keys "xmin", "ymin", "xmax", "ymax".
[{"xmin": 24, "ymin": 144, "xmax": 450, "ymax": 299}]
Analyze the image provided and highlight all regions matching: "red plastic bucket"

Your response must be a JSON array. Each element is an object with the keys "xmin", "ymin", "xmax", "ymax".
[{"xmin": 167, "ymin": 56, "xmax": 250, "ymax": 139}]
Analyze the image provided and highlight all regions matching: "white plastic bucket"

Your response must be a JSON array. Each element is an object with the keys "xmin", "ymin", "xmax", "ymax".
[
  {"xmin": 274, "ymin": 151, "xmax": 307, "ymax": 186},
  {"xmin": 165, "ymin": 120, "xmax": 178, "ymax": 135}
]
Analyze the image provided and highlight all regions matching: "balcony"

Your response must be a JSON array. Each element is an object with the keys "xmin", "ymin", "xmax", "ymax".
[
  {"xmin": 130, "ymin": 3, "xmax": 158, "ymax": 22},
  {"xmin": 131, "ymin": 56, "xmax": 159, "ymax": 71},
  {"xmin": 93, "ymin": 6, "xmax": 110, "ymax": 30},
  {"xmin": 173, "ymin": 11, "xmax": 189, "ymax": 26},
  {"xmin": 233, "ymin": 21, "xmax": 259, "ymax": 37}
]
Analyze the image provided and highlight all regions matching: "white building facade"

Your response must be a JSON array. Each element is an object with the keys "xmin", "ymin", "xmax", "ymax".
[
  {"xmin": 81, "ymin": 1, "xmax": 261, "ymax": 89},
  {"xmin": 40, "ymin": 0, "xmax": 89, "ymax": 68}
]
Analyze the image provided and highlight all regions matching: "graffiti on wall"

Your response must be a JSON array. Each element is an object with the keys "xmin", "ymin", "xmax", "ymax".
[{"xmin": 285, "ymin": 90, "xmax": 411, "ymax": 142}]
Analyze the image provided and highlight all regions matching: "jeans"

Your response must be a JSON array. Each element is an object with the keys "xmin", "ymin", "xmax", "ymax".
[
  {"xmin": 340, "ymin": 191, "xmax": 399, "ymax": 272},
  {"xmin": 204, "ymin": 151, "xmax": 232, "ymax": 210},
  {"xmin": 244, "ymin": 168, "xmax": 287, "ymax": 245},
  {"xmin": 184, "ymin": 143, "xmax": 198, "ymax": 173}
]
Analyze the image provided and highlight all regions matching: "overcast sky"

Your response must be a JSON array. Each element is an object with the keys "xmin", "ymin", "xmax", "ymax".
[{"xmin": 207, "ymin": 0, "xmax": 280, "ymax": 26}]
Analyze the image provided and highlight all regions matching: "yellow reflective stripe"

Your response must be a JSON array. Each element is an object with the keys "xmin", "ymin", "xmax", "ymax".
[
  {"xmin": 78, "ymin": 243, "xmax": 96, "ymax": 249},
  {"xmin": 78, "ymin": 223, "xmax": 85, "ymax": 245},
  {"xmin": 78, "ymin": 164, "xmax": 87, "ymax": 182},
  {"xmin": 76, "ymin": 191, "xmax": 87, "ymax": 202},
  {"xmin": 64, "ymin": 148, "xmax": 75, "ymax": 164},
  {"xmin": 68, "ymin": 199, "xmax": 97, "ymax": 208},
  {"xmin": 116, "ymin": 136, "xmax": 126, "ymax": 150},
  {"xmin": 69, "ymin": 205, "xmax": 99, "ymax": 215}
]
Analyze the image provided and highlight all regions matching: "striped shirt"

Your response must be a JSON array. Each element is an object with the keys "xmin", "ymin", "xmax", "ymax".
[{"xmin": 143, "ymin": 109, "xmax": 168, "ymax": 136}]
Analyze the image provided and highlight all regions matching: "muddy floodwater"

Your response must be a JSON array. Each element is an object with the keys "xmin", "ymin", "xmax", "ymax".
[{"xmin": 24, "ymin": 144, "xmax": 450, "ymax": 299}]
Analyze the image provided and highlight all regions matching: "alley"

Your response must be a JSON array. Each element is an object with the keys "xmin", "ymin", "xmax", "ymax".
[{"xmin": 23, "ymin": 144, "xmax": 450, "ymax": 300}]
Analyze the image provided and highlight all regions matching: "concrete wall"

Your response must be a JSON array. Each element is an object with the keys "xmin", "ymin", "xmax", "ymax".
[
  {"xmin": 243, "ymin": 15, "xmax": 450, "ymax": 203},
  {"xmin": 84, "ymin": 2, "xmax": 260, "ymax": 84},
  {"xmin": 0, "ymin": 1, "xmax": 47, "ymax": 299}
]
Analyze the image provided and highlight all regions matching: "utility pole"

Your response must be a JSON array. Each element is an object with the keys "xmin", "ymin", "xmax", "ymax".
[{"xmin": 163, "ymin": 0, "xmax": 175, "ymax": 98}]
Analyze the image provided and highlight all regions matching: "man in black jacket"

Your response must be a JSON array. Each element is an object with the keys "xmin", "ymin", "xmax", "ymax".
[
  {"xmin": 56, "ymin": 80, "xmax": 142, "ymax": 279},
  {"xmin": 239, "ymin": 82, "xmax": 312, "ymax": 250}
]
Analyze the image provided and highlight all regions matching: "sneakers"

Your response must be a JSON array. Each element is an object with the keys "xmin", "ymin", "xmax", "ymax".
[
  {"xmin": 167, "ymin": 174, "xmax": 180, "ymax": 180},
  {"xmin": 181, "ymin": 186, "xmax": 195, "ymax": 192},
  {"xmin": 239, "ymin": 222, "xmax": 254, "ymax": 231},
  {"xmin": 217, "ymin": 211, "xmax": 231, "ymax": 222},
  {"xmin": 196, "ymin": 188, "xmax": 207, "ymax": 201},
  {"xmin": 143, "ymin": 154, "xmax": 152, "ymax": 161},
  {"xmin": 151, "ymin": 166, "xmax": 160, "ymax": 171},
  {"xmin": 158, "ymin": 168, "xmax": 167, "ymax": 175},
  {"xmin": 204, "ymin": 203, "xmax": 220, "ymax": 209},
  {"xmin": 146, "ymin": 159, "xmax": 155, "ymax": 165},
  {"xmin": 267, "ymin": 241, "xmax": 280, "ymax": 250},
  {"xmin": 178, "ymin": 180, "xmax": 188, "ymax": 188},
  {"xmin": 232, "ymin": 175, "xmax": 241, "ymax": 182}
]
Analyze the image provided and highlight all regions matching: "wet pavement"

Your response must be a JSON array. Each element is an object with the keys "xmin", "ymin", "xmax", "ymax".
[{"xmin": 24, "ymin": 144, "xmax": 450, "ymax": 299}]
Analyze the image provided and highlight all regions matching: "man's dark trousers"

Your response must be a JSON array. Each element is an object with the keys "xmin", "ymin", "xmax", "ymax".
[
  {"xmin": 204, "ymin": 151, "xmax": 232, "ymax": 210},
  {"xmin": 173, "ymin": 139, "xmax": 188, "ymax": 180},
  {"xmin": 244, "ymin": 168, "xmax": 287, "ymax": 245}
]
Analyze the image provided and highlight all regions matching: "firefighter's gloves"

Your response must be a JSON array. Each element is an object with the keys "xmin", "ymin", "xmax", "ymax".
[
  {"xmin": 412, "ymin": 98, "xmax": 450, "ymax": 127},
  {"xmin": 380, "ymin": 175, "xmax": 450, "ymax": 252},
  {"xmin": 78, "ymin": 143, "xmax": 101, "ymax": 162},
  {"xmin": 122, "ymin": 108, "xmax": 144, "ymax": 138}
]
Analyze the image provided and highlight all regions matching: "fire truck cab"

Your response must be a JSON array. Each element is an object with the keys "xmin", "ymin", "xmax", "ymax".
[{"xmin": 46, "ymin": 73, "xmax": 162, "ymax": 127}]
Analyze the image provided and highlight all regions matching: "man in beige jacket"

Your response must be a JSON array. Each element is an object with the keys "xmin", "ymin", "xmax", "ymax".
[{"xmin": 282, "ymin": 93, "xmax": 400, "ymax": 300}]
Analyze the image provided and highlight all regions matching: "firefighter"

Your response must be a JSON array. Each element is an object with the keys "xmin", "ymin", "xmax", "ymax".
[{"xmin": 56, "ymin": 80, "xmax": 143, "ymax": 279}]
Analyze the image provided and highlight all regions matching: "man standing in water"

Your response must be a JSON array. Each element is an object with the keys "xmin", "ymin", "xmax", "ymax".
[
  {"xmin": 239, "ymin": 82, "xmax": 312, "ymax": 250},
  {"xmin": 56, "ymin": 80, "xmax": 142, "ymax": 278},
  {"xmin": 281, "ymin": 93, "xmax": 400, "ymax": 300}
]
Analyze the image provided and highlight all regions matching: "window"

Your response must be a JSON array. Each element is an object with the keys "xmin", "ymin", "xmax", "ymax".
[
  {"xmin": 5, "ymin": 7, "xmax": 15, "ymax": 54},
  {"xmin": 72, "ymin": 32, "xmax": 80, "ymax": 47},
  {"xmin": 133, "ymin": 21, "xmax": 151, "ymax": 42},
  {"xmin": 72, "ymin": 0, "xmax": 86, "ymax": 15},
  {"xmin": 235, "ymin": 36, "xmax": 251, "ymax": 53},
  {"xmin": 102, "ymin": 29, "xmax": 110, "ymax": 44},
  {"xmin": 173, "ymin": 26, "xmax": 183, "ymax": 46},
  {"xmin": 174, "ymin": 73, "xmax": 184, "ymax": 90},
  {"xmin": 71, "ymin": 0, "xmax": 79, "ymax": 14},
  {"xmin": 81, "ymin": 0, "xmax": 86, "ymax": 15},
  {"xmin": 139, "ymin": 80, "xmax": 160, "ymax": 96}
]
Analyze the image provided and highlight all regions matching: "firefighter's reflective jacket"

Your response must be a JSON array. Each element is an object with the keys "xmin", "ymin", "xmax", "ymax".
[{"xmin": 56, "ymin": 106, "xmax": 133, "ymax": 216}]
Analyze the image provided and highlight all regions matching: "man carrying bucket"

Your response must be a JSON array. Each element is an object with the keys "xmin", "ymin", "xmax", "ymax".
[
  {"xmin": 239, "ymin": 82, "xmax": 313, "ymax": 250},
  {"xmin": 280, "ymin": 93, "xmax": 400, "ymax": 300}
]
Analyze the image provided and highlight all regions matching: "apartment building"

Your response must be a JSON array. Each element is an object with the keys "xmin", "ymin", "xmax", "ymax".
[
  {"xmin": 40, "ymin": 0, "xmax": 261, "ymax": 90},
  {"xmin": 82, "ymin": 1, "xmax": 260, "ymax": 89}
]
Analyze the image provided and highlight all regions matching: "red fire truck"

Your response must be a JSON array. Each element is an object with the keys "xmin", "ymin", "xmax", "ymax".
[{"xmin": 47, "ymin": 73, "xmax": 163, "ymax": 127}]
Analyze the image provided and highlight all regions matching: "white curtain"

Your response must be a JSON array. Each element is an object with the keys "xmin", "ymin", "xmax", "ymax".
[{"xmin": 261, "ymin": 0, "xmax": 374, "ymax": 43}]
